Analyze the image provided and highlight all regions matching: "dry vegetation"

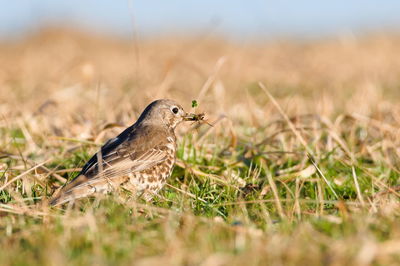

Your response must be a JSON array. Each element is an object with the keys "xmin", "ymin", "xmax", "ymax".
[{"xmin": 1, "ymin": 29, "xmax": 400, "ymax": 265}]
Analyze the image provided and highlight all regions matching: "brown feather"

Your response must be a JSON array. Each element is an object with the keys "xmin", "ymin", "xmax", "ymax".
[{"xmin": 50, "ymin": 125, "xmax": 171, "ymax": 206}]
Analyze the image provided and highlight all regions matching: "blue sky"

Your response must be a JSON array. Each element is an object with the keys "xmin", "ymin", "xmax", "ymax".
[{"xmin": 1, "ymin": 0, "xmax": 400, "ymax": 39}]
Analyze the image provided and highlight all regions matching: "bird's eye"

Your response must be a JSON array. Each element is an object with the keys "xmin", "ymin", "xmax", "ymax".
[{"xmin": 172, "ymin": 107, "xmax": 179, "ymax": 114}]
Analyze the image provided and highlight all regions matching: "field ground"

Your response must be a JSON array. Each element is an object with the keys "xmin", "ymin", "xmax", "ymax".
[{"xmin": 1, "ymin": 29, "xmax": 400, "ymax": 265}]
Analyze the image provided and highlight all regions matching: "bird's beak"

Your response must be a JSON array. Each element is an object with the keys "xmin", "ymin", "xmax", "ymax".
[{"xmin": 183, "ymin": 112, "xmax": 197, "ymax": 121}]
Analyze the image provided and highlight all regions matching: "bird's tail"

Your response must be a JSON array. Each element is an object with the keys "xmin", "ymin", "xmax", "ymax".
[
  {"xmin": 50, "ymin": 174, "xmax": 129, "ymax": 206},
  {"xmin": 50, "ymin": 187, "xmax": 93, "ymax": 206},
  {"xmin": 50, "ymin": 175, "xmax": 110, "ymax": 206}
]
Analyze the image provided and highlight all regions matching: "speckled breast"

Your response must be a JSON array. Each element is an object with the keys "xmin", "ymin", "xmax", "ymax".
[{"xmin": 127, "ymin": 135, "xmax": 176, "ymax": 199}]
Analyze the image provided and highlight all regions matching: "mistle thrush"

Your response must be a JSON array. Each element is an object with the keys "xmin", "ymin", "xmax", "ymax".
[{"xmin": 50, "ymin": 99, "xmax": 196, "ymax": 206}]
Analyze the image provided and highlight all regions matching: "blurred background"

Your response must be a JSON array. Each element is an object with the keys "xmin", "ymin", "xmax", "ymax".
[
  {"xmin": 1, "ymin": 1, "xmax": 400, "ymax": 140},
  {"xmin": 1, "ymin": 0, "xmax": 400, "ymax": 40}
]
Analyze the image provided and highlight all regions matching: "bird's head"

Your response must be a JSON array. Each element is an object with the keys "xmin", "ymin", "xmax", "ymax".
[{"xmin": 138, "ymin": 99, "xmax": 196, "ymax": 129}]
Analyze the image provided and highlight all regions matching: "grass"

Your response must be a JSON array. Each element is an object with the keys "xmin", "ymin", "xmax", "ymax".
[{"xmin": 1, "ymin": 29, "xmax": 400, "ymax": 265}]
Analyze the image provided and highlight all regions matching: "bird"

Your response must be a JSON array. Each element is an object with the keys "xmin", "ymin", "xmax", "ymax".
[{"xmin": 50, "ymin": 99, "xmax": 196, "ymax": 206}]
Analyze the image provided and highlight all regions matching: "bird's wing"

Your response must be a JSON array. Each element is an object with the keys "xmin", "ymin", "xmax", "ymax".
[
  {"xmin": 71, "ymin": 146, "xmax": 168, "ymax": 190},
  {"xmin": 51, "ymin": 125, "xmax": 170, "ymax": 205}
]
